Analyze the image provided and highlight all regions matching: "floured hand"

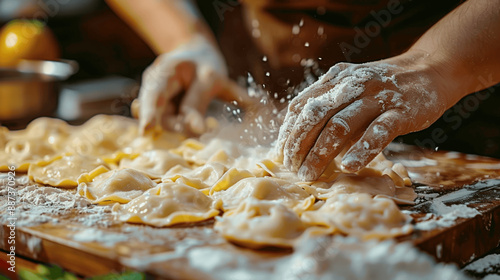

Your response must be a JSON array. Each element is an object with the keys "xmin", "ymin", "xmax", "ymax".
[
  {"xmin": 276, "ymin": 53, "xmax": 452, "ymax": 180},
  {"xmin": 137, "ymin": 34, "xmax": 244, "ymax": 135}
]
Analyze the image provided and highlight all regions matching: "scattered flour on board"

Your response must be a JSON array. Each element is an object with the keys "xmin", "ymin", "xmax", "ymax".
[
  {"xmin": 72, "ymin": 228, "xmax": 129, "ymax": 247},
  {"xmin": 463, "ymin": 254, "xmax": 500, "ymax": 275},
  {"xmin": 483, "ymin": 275, "xmax": 500, "ymax": 280},
  {"xmin": 415, "ymin": 201, "xmax": 480, "ymax": 231},
  {"xmin": 185, "ymin": 236, "xmax": 468, "ymax": 280},
  {"xmin": 0, "ymin": 178, "xmax": 113, "ymax": 227}
]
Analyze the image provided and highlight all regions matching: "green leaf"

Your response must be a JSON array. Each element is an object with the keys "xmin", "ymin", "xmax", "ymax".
[
  {"xmin": 18, "ymin": 270, "xmax": 45, "ymax": 280},
  {"xmin": 89, "ymin": 271, "xmax": 145, "ymax": 280}
]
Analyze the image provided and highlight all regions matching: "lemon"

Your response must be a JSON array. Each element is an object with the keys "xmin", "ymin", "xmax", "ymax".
[{"xmin": 0, "ymin": 19, "xmax": 60, "ymax": 67}]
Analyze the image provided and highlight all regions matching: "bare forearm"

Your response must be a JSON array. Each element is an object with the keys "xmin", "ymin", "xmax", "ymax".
[
  {"xmin": 409, "ymin": 0, "xmax": 500, "ymax": 105},
  {"xmin": 106, "ymin": 0, "xmax": 215, "ymax": 54}
]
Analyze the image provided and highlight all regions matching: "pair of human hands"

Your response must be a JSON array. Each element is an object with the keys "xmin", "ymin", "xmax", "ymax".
[{"xmin": 137, "ymin": 38, "xmax": 449, "ymax": 180}]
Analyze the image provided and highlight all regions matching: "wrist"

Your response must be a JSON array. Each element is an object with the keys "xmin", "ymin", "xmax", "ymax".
[{"xmin": 403, "ymin": 49, "xmax": 475, "ymax": 106}]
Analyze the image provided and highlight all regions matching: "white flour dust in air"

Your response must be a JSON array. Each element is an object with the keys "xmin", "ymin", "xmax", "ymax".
[{"xmin": 215, "ymin": 61, "xmax": 323, "ymax": 148}]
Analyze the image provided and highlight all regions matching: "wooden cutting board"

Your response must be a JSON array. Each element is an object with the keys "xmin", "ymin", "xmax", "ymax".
[{"xmin": 1, "ymin": 144, "xmax": 500, "ymax": 279}]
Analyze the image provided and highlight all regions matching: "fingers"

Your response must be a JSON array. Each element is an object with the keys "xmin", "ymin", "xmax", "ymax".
[
  {"xmin": 179, "ymin": 77, "xmax": 214, "ymax": 134},
  {"xmin": 277, "ymin": 63, "xmax": 384, "ymax": 167},
  {"xmin": 138, "ymin": 73, "xmax": 181, "ymax": 135},
  {"xmin": 274, "ymin": 65, "xmax": 346, "ymax": 161},
  {"xmin": 282, "ymin": 74, "xmax": 381, "ymax": 171},
  {"xmin": 341, "ymin": 110, "xmax": 404, "ymax": 172},
  {"xmin": 130, "ymin": 98, "xmax": 140, "ymax": 119},
  {"xmin": 298, "ymin": 99, "xmax": 382, "ymax": 181}
]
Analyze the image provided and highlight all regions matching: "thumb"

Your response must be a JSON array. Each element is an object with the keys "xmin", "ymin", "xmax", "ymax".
[{"xmin": 179, "ymin": 77, "xmax": 214, "ymax": 134}]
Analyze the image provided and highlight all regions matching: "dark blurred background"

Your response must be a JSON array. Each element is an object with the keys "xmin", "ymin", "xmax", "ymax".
[{"xmin": 0, "ymin": 0, "xmax": 498, "ymax": 159}]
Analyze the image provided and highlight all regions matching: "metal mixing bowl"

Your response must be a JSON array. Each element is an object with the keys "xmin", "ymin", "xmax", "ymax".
[{"xmin": 0, "ymin": 59, "xmax": 78, "ymax": 124}]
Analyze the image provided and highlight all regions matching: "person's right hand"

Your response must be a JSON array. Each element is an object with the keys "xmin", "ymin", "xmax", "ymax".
[{"xmin": 136, "ymin": 34, "xmax": 244, "ymax": 135}]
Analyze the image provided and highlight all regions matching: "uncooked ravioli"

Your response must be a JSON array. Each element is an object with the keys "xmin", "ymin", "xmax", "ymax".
[
  {"xmin": 28, "ymin": 154, "xmax": 107, "ymax": 188},
  {"xmin": 211, "ymin": 177, "xmax": 310, "ymax": 210},
  {"xmin": 64, "ymin": 115, "xmax": 138, "ymax": 157},
  {"xmin": 113, "ymin": 183, "xmax": 220, "ymax": 226},
  {"xmin": 119, "ymin": 150, "xmax": 189, "ymax": 178},
  {"xmin": 209, "ymin": 167, "xmax": 255, "ymax": 194},
  {"xmin": 9, "ymin": 117, "xmax": 73, "ymax": 150},
  {"xmin": 125, "ymin": 131, "xmax": 186, "ymax": 154},
  {"xmin": 77, "ymin": 168, "xmax": 156, "ymax": 204},
  {"xmin": 301, "ymin": 193, "xmax": 412, "ymax": 240},
  {"xmin": 311, "ymin": 173, "xmax": 397, "ymax": 199},
  {"xmin": 0, "ymin": 137, "xmax": 57, "ymax": 172},
  {"xmin": 162, "ymin": 162, "xmax": 227, "ymax": 190},
  {"xmin": 214, "ymin": 198, "xmax": 307, "ymax": 248},
  {"xmin": 0, "ymin": 114, "xmax": 418, "ymax": 249}
]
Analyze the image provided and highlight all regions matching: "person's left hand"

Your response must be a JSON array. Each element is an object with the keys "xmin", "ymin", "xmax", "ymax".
[{"xmin": 275, "ymin": 53, "xmax": 452, "ymax": 181}]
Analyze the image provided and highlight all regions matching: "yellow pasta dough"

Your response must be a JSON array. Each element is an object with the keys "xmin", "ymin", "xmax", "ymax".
[
  {"xmin": 301, "ymin": 193, "xmax": 412, "ymax": 240},
  {"xmin": 10, "ymin": 117, "xmax": 74, "ymax": 150},
  {"xmin": 214, "ymin": 198, "xmax": 307, "ymax": 248},
  {"xmin": 1, "ymin": 115, "xmax": 418, "ymax": 249},
  {"xmin": 1, "ymin": 138, "xmax": 57, "ymax": 172},
  {"xmin": 113, "ymin": 183, "xmax": 220, "ymax": 226},
  {"xmin": 28, "ymin": 154, "xmax": 107, "ymax": 188},
  {"xmin": 77, "ymin": 168, "xmax": 156, "ymax": 204},
  {"xmin": 162, "ymin": 162, "xmax": 228, "ymax": 191},
  {"xmin": 209, "ymin": 167, "xmax": 255, "ymax": 194},
  {"xmin": 119, "ymin": 150, "xmax": 189, "ymax": 178},
  {"xmin": 211, "ymin": 177, "xmax": 310, "ymax": 210}
]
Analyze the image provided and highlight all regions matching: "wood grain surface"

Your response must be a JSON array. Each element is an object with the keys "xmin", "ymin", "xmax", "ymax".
[{"xmin": 1, "ymin": 144, "xmax": 500, "ymax": 279}]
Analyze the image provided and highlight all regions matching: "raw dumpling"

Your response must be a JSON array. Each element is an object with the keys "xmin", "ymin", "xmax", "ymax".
[
  {"xmin": 113, "ymin": 183, "xmax": 220, "ymax": 226},
  {"xmin": 0, "ymin": 138, "xmax": 57, "ymax": 172},
  {"xmin": 211, "ymin": 177, "xmax": 310, "ymax": 210},
  {"xmin": 119, "ymin": 150, "xmax": 189, "ymax": 178},
  {"xmin": 209, "ymin": 167, "xmax": 254, "ymax": 195},
  {"xmin": 77, "ymin": 168, "xmax": 156, "ymax": 204},
  {"xmin": 64, "ymin": 115, "xmax": 137, "ymax": 157},
  {"xmin": 29, "ymin": 154, "xmax": 107, "ymax": 188},
  {"xmin": 162, "ymin": 162, "xmax": 227, "ymax": 191},
  {"xmin": 301, "ymin": 193, "xmax": 412, "ymax": 240},
  {"xmin": 215, "ymin": 198, "xmax": 306, "ymax": 248}
]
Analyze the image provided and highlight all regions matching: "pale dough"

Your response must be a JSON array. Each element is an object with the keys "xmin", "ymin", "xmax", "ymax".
[
  {"xmin": 77, "ymin": 168, "xmax": 156, "ymax": 204},
  {"xmin": 113, "ymin": 183, "xmax": 220, "ymax": 226},
  {"xmin": 0, "ymin": 115, "xmax": 417, "ymax": 248},
  {"xmin": 301, "ymin": 193, "xmax": 412, "ymax": 240},
  {"xmin": 119, "ymin": 150, "xmax": 189, "ymax": 178},
  {"xmin": 214, "ymin": 198, "xmax": 307, "ymax": 248},
  {"xmin": 29, "ymin": 154, "xmax": 107, "ymax": 188}
]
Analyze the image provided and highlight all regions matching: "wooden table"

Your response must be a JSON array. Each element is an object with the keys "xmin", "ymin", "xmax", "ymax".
[{"xmin": 1, "ymin": 144, "xmax": 500, "ymax": 279}]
